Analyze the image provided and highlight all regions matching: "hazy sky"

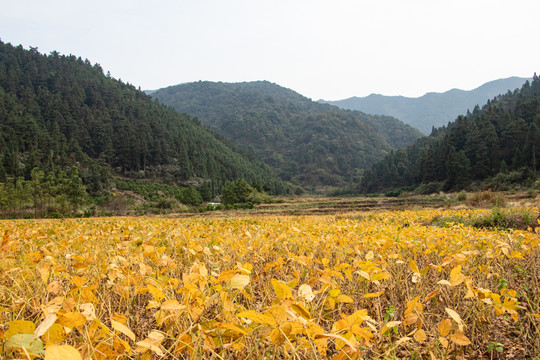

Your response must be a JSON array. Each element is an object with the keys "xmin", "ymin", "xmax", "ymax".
[{"xmin": 2, "ymin": 0, "xmax": 539, "ymax": 100}]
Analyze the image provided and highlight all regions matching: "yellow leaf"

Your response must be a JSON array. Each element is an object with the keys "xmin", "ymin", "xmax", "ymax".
[
  {"xmin": 445, "ymin": 308, "xmax": 464, "ymax": 330},
  {"xmin": 135, "ymin": 341, "xmax": 164, "ymax": 356},
  {"xmin": 371, "ymin": 272, "xmax": 390, "ymax": 281},
  {"xmin": 145, "ymin": 284, "xmax": 165, "ymax": 302},
  {"xmin": 37, "ymin": 263, "xmax": 49, "ymax": 283},
  {"xmin": 6, "ymin": 320, "xmax": 36, "ymax": 338},
  {"xmin": 357, "ymin": 270, "xmax": 370, "ymax": 281},
  {"xmin": 57, "ymin": 312, "xmax": 87, "ymax": 329},
  {"xmin": 437, "ymin": 280, "xmax": 453, "ymax": 286},
  {"xmin": 27, "ymin": 251, "xmax": 43, "ymax": 264},
  {"xmin": 41, "ymin": 324, "xmax": 65, "ymax": 345},
  {"xmin": 449, "ymin": 265, "xmax": 461, "ymax": 280},
  {"xmin": 79, "ymin": 303, "xmax": 97, "ymax": 321},
  {"xmin": 347, "ymin": 309, "xmax": 373, "ymax": 327},
  {"xmin": 71, "ymin": 275, "xmax": 87, "ymax": 288},
  {"xmin": 501, "ymin": 288, "xmax": 517, "ymax": 297},
  {"xmin": 403, "ymin": 312, "xmax": 418, "ymax": 326},
  {"xmin": 154, "ymin": 309, "xmax": 165, "ymax": 327},
  {"xmin": 216, "ymin": 269, "xmax": 239, "ymax": 283},
  {"xmin": 332, "ymin": 319, "xmax": 349, "ymax": 332},
  {"xmin": 351, "ymin": 324, "xmax": 373, "ymax": 341},
  {"xmin": 410, "ymin": 259, "xmax": 420, "ymax": 274},
  {"xmin": 114, "ymin": 337, "xmax": 131, "ymax": 353},
  {"xmin": 111, "ymin": 313, "xmax": 128, "ymax": 324},
  {"xmin": 214, "ymin": 322, "xmax": 249, "ymax": 336},
  {"xmin": 45, "ymin": 344, "xmax": 82, "ymax": 360},
  {"xmin": 439, "ymin": 336, "xmax": 449, "ymax": 348},
  {"xmin": 46, "ymin": 281, "xmax": 63, "ymax": 295},
  {"xmin": 381, "ymin": 321, "xmax": 401, "ymax": 334},
  {"xmin": 424, "ymin": 289, "xmax": 439, "ymax": 302},
  {"xmin": 386, "ymin": 321, "xmax": 402, "ymax": 328},
  {"xmin": 228, "ymin": 274, "xmax": 250, "ymax": 290},
  {"xmin": 236, "ymin": 310, "xmax": 277, "ymax": 327},
  {"xmin": 291, "ymin": 303, "xmax": 311, "ymax": 320},
  {"xmin": 148, "ymin": 330, "xmax": 165, "ymax": 343},
  {"xmin": 315, "ymin": 333, "xmax": 359, "ymax": 351},
  {"xmin": 135, "ymin": 331, "xmax": 165, "ymax": 355},
  {"xmin": 437, "ymin": 319, "xmax": 452, "ymax": 336},
  {"xmin": 413, "ymin": 328, "xmax": 427, "ymax": 342},
  {"xmin": 336, "ymin": 294, "xmax": 354, "ymax": 303},
  {"xmin": 42, "ymin": 296, "xmax": 63, "ymax": 316},
  {"xmin": 363, "ymin": 290, "xmax": 384, "ymax": 298},
  {"xmin": 161, "ymin": 299, "xmax": 186, "ymax": 311},
  {"xmin": 271, "ymin": 278, "xmax": 293, "ymax": 300},
  {"xmin": 326, "ymin": 297, "xmax": 336, "ymax": 309},
  {"xmin": 34, "ymin": 314, "xmax": 58, "ymax": 339},
  {"xmin": 175, "ymin": 333, "xmax": 192, "ymax": 354},
  {"xmin": 111, "ymin": 319, "xmax": 136, "ymax": 341},
  {"xmin": 508, "ymin": 251, "xmax": 524, "ymax": 259},
  {"xmin": 450, "ymin": 265, "xmax": 465, "ymax": 286},
  {"xmin": 327, "ymin": 288, "xmax": 340, "ymax": 298},
  {"xmin": 267, "ymin": 306, "xmax": 287, "ymax": 325},
  {"xmin": 449, "ymin": 331, "xmax": 471, "ymax": 345},
  {"xmin": 298, "ymin": 284, "xmax": 315, "ymax": 302},
  {"xmin": 269, "ymin": 327, "xmax": 285, "ymax": 345}
]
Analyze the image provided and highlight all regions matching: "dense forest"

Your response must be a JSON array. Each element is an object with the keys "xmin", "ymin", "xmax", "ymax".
[
  {"xmin": 0, "ymin": 41, "xmax": 287, "ymax": 216},
  {"xmin": 360, "ymin": 74, "xmax": 540, "ymax": 194},
  {"xmin": 151, "ymin": 81, "xmax": 423, "ymax": 188},
  {"xmin": 323, "ymin": 77, "xmax": 529, "ymax": 134}
]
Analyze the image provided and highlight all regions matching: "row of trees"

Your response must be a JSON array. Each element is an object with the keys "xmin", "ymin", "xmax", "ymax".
[
  {"xmin": 0, "ymin": 167, "xmax": 87, "ymax": 218},
  {"xmin": 360, "ymin": 75, "xmax": 540, "ymax": 193}
]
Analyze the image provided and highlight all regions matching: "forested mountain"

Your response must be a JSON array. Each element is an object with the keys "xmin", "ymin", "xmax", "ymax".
[
  {"xmin": 151, "ymin": 81, "xmax": 423, "ymax": 188},
  {"xmin": 323, "ymin": 77, "xmax": 530, "ymax": 134},
  {"xmin": 0, "ymin": 41, "xmax": 286, "ymax": 199},
  {"xmin": 360, "ymin": 75, "xmax": 540, "ymax": 193}
]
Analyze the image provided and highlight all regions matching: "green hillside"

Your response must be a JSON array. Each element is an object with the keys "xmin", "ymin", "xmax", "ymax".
[
  {"xmin": 151, "ymin": 81, "xmax": 423, "ymax": 188},
  {"xmin": 360, "ymin": 75, "xmax": 540, "ymax": 193},
  {"xmin": 0, "ymin": 41, "xmax": 286, "ymax": 210}
]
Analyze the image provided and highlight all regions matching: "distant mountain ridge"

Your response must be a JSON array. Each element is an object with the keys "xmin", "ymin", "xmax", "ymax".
[
  {"xmin": 151, "ymin": 81, "xmax": 423, "ymax": 188},
  {"xmin": 322, "ymin": 77, "xmax": 531, "ymax": 134}
]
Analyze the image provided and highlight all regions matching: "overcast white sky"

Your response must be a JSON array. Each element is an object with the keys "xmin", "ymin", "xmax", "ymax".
[{"xmin": 1, "ymin": 0, "xmax": 539, "ymax": 100}]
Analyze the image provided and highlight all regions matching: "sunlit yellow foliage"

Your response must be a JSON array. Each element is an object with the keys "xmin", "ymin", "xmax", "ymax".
[{"xmin": 0, "ymin": 208, "xmax": 539, "ymax": 358}]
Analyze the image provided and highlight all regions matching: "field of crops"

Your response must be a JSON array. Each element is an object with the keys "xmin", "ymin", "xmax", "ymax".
[{"xmin": 1, "ymin": 208, "xmax": 539, "ymax": 359}]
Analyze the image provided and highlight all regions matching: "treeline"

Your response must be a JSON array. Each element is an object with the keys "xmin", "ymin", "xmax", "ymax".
[
  {"xmin": 0, "ymin": 41, "xmax": 287, "ymax": 202},
  {"xmin": 0, "ymin": 169, "xmax": 277, "ymax": 218},
  {"xmin": 0, "ymin": 167, "xmax": 87, "ymax": 218},
  {"xmin": 151, "ymin": 81, "xmax": 423, "ymax": 188},
  {"xmin": 360, "ymin": 74, "xmax": 540, "ymax": 193}
]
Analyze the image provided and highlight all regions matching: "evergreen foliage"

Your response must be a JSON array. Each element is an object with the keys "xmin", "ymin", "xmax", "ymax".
[
  {"xmin": 220, "ymin": 179, "xmax": 274, "ymax": 208},
  {"xmin": 0, "ymin": 40, "xmax": 287, "ymax": 216},
  {"xmin": 151, "ymin": 81, "xmax": 423, "ymax": 188},
  {"xmin": 360, "ymin": 75, "xmax": 540, "ymax": 193},
  {"xmin": 0, "ymin": 166, "xmax": 87, "ymax": 217},
  {"xmin": 221, "ymin": 179, "xmax": 254, "ymax": 207}
]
